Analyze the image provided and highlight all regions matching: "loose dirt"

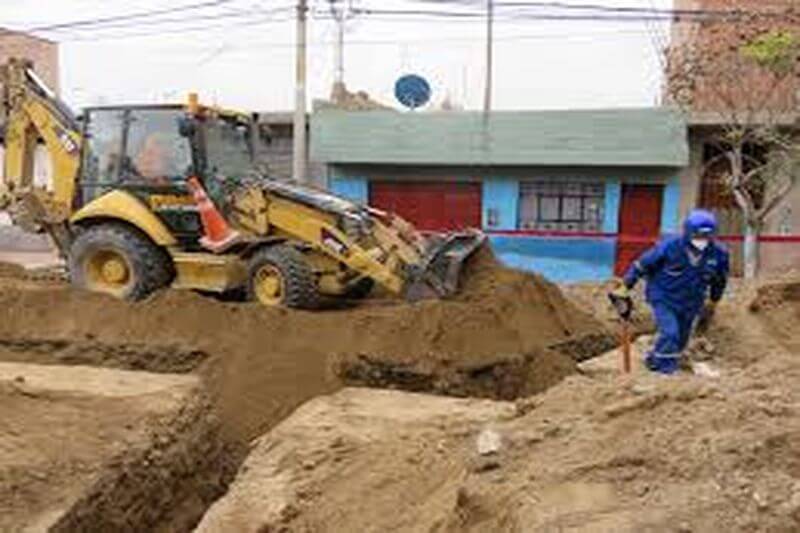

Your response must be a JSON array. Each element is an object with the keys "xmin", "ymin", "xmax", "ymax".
[
  {"xmin": 197, "ymin": 280, "xmax": 800, "ymax": 533},
  {"xmin": 0, "ymin": 260, "xmax": 27, "ymax": 278},
  {"xmin": 0, "ymin": 363, "xmax": 236, "ymax": 532},
  {"xmin": 0, "ymin": 245, "xmax": 613, "ymax": 442},
  {"xmin": 332, "ymin": 246, "xmax": 615, "ymax": 400}
]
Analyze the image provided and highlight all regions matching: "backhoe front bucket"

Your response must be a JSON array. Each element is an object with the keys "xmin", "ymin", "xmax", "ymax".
[{"xmin": 405, "ymin": 229, "xmax": 486, "ymax": 301}]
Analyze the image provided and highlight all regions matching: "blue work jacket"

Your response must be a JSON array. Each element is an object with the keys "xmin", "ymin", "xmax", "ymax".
[{"xmin": 623, "ymin": 235, "xmax": 730, "ymax": 314}]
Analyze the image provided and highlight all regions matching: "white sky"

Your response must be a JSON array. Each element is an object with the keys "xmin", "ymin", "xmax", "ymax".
[{"xmin": 0, "ymin": 0, "xmax": 674, "ymax": 111}]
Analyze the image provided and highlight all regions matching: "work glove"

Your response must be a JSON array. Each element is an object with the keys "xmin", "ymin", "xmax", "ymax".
[
  {"xmin": 696, "ymin": 300, "xmax": 717, "ymax": 332},
  {"xmin": 607, "ymin": 280, "xmax": 634, "ymax": 321}
]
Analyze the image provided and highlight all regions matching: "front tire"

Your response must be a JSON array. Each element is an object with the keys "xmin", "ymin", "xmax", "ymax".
[
  {"xmin": 344, "ymin": 277, "xmax": 374, "ymax": 300},
  {"xmin": 69, "ymin": 223, "xmax": 172, "ymax": 301},
  {"xmin": 247, "ymin": 245, "xmax": 319, "ymax": 309}
]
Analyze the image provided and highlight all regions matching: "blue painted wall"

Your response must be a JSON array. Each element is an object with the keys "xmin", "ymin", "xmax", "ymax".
[
  {"xmin": 660, "ymin": 176, "xmax": 681, "ymax": 235},
  {"xmin": 326, "ymin": 164, "xmax": 682, "ymax": 283},
  {"xmin": 482, "ymin": 179, "xmax": 519, "ymax": 230},
  {"xmin": 329, "ymin": 175, "xmax": 368, "ymax": 203},
  {"xmin": 490, "ymin": 235, "xmax": 616, "ymax": 283}
]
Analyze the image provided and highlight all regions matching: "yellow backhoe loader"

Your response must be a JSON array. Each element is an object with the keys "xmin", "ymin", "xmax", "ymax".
[{"xmin": 0, "ymin": 58, "xmax": 484, "ymax": 308}]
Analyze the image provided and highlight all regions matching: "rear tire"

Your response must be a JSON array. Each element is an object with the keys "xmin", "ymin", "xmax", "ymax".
[
  {"xmin": 247, "ymin": 245, "xmax": 319, "ymax": 309},
  {"xmin": 69, "ymin": 223, "xmax": 173, "ymax": 301}
]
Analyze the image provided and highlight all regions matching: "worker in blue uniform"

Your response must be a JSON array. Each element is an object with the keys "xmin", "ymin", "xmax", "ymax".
[{"xmin": 611, "ymin": 209, "xmax": 730, "ymax": 374}]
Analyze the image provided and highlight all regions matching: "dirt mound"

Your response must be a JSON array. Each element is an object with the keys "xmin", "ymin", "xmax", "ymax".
[
  {"xmin": 333, "ymin": 246, "xmax": 614, "ymax": 399},
  {"xmin": 200, "ymin": 290, "xmax": 800, "ymax": 533},
  {"xmin": 749, "ymin": 279, "xmax": 800, "ymax": 352},
  {"xmin": 0, "ymin": 261, "xmax": 27, "ymax": 279},
  {"xmin": 0, "ymin": 246, "xmax": 612, "ymax": 441}
]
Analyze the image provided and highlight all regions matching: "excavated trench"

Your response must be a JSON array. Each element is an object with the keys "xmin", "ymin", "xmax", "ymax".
[
  {"xmin": 49, "ymin": 395, "xmax": 243, "ymax": 533},
  {"xmin": 0, "ymin": 248, "xmax": 618, "ymax": 530}
]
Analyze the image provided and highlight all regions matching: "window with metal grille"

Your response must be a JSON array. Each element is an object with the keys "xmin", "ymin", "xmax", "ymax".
[{"xmin": 518, "ymin": 181, "xmax": 605, "ymax": 232}]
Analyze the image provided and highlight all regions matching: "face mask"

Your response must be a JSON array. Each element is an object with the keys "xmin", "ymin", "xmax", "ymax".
[{"xmin": 691, "ymin": 238, "xmax": 709, "ymax": 251}]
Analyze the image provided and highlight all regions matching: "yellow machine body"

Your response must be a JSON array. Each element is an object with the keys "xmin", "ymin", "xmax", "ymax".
[{"xmin": 0, "ymin": 57, "xmax": 484, "ymax": 306}]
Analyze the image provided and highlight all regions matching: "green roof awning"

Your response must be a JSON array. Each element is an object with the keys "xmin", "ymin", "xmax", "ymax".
[{"xmin": 311, "ymin": 108, "xmax": 688, "ymax": 167}]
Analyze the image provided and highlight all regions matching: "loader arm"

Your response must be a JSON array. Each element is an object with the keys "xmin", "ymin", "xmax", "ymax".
[
  {"xmin": 236, "ymin": 179, "xmax": 485, "ymax": 299},
  {"xmin": 0, "ymin": 58, "xmax": 82, "ymax": 250}
]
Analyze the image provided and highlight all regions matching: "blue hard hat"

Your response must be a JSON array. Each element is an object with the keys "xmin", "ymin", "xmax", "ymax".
[{"xmin": 684, "ymin": 209, "xmax": 717, "ymax": 236}]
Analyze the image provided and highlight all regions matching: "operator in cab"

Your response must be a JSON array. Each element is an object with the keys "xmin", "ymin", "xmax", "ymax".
[{"xmin": 610, "ymin": 209, "xmax": 730, "ymax": 374}]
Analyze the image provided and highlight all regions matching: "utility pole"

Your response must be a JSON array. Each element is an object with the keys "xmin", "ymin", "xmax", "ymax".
[
  {"xmin": 330, "ymin": 0, "xmax": 345, "ymax": 87},
  {"xmin": 329, "ymin": 0, "xmax": 356, "ymax": 103},
  {"xmin": 293, "ymin": 0, "xmax": 308, "ymax": 184},
  {"xmin": 483, "ymin": 0, "xmax": 493, "ymax": 117}
]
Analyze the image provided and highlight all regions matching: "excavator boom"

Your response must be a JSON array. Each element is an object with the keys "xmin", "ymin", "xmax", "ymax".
[
  {"xmin": 250, "ymin": 179, "xmax": 485, "ymax": 299},
  {"xmin": 0, "ymin": 58, "xmax": 82, "ymax": 253}
]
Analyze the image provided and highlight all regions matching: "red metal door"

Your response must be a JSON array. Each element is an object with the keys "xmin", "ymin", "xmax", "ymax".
[
  {"xmin": 614, "ymin": 184, "xmax": 664, "ymax": 276},
  {"xmin": 370, "ymin": 181, "xmax": 481, "ymax": 231}
]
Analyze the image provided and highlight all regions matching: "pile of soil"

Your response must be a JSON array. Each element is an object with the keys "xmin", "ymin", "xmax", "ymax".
[
  {"xmin": 0, "ymin": 261, "xmax": 27, "ymax": 279},
  {"xmin": 202, "ymin": 288, "xmax": 800, "ymax": 532},
  {"xmin": 748, "ymin": 279, "xmax": 800, "ymax": 353},
  {"xmin": 333, "ymin": 246, "xmax": 615, "ymax": 399},
  {"xmin": 0, "ymin": 245, "xmax": 613, "ymax": 442}
]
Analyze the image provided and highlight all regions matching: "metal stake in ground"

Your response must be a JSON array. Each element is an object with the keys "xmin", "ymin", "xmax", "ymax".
[{"xmin": 608, "ymin": 291, "xmax": 634, "ymax": 374}]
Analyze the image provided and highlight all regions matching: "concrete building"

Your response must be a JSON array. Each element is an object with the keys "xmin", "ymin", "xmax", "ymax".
[
  {"xmin": 312, "ymin": 108, "xmax": 688, "ymax": 282},
  {"xmin": 256, "ymin": 112, "xmax": 322, "ymax": 183}
]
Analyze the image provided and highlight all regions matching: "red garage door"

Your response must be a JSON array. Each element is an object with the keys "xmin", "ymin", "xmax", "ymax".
[{"xmin": 370, "ymin": 181, "xmax": 482, "ymax": 231}]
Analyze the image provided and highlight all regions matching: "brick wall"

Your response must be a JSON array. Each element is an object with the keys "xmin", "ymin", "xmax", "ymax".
[
  {"xmin": 0, "ymin": 30, "xmax": 59, "ymax": 92},
  {"xmin": 667, "ymin": 0, "xmax": 800, "ymax": 112}
]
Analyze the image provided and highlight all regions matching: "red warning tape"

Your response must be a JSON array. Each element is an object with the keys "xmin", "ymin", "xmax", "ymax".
[{"xmin": 485, "ymin": 229, "xmax": 800, "ymax": 244}]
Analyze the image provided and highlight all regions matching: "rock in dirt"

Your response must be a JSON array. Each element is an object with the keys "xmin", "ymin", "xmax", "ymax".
[
  {"xmin": 476, "ymin": 428, "xmax": 502, "ymax": 456},
  {"xmin": 0, "ymin": 362, "xmax": 237, "ymax": 532}
]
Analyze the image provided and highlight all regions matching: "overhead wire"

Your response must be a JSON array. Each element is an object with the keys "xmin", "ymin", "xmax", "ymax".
[
  {"xmin": 0, "ymin": 0, "xmax": 241, "ymax": 38},
  {"xmin": 8, "ymin": 0, "xmax": 780, "ymax": 44},
  {"xmin": 406, "ymin": 0, "xmax": 789, "ymax": 19}
]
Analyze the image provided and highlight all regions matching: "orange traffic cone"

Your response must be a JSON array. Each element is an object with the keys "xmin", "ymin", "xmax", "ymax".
[{"xmin": 186, "ymin": 176, "xmax": 241, "ymax": 253}]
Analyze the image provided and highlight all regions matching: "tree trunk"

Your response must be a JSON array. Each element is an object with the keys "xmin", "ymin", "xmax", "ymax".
[{"xmin": 742, "ymin": 223, "xmax": 760, "ymax": 279}]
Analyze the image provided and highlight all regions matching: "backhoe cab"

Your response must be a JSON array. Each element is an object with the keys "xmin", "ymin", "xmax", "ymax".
[{"xmin": 1, "ymin": 58, "xmax": 484, "ymax": 308}]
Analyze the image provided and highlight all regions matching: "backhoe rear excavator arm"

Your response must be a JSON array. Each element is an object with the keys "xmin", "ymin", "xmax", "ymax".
[{"xmin": 0, "ymin": 58, "xmax": 83, "ymax": 253}]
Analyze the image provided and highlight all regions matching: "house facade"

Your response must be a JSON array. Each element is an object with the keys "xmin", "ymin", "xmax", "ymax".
[
  {"xmin": 312, "ymin": 108, "xmax": 689, "ymax": 282},
  {"xmin": 667, "ymin": 0, "xmax": 800, "ymax": 275}
]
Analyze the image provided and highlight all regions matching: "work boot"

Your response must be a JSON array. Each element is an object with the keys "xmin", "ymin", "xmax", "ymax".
[{"xmin": 644, "ymin": 352, "xmax": 680, "ymax": 375}]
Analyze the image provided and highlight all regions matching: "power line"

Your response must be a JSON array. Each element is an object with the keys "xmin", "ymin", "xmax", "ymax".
[
  {"xmin": 148, "ymin": 27, "xmax": 653, "ymax": 55},
  {"xmin": 0, "ymin": 0, "xmax": 240, "ymax": 37},
  {"xmin": 409, "ymin": 0, "xmax": 790, "ymax": 19},
  {"xmin": 37, "ymin": 6, "xmax": 292, "ymax": 35},
  {"xmin": 56, "ymin": 11, "xmax": 295, "ymax": 42}
]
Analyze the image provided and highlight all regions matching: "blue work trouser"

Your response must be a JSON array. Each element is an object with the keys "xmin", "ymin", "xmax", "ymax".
[{"xmin": 645, "ymin": 302, "xmax": 699, "ymax": 374}]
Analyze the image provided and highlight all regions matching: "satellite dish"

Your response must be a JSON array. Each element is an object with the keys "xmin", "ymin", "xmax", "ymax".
[{"xmin": 394, "ymin": 74, "xmax": 431, "ymax": 110}]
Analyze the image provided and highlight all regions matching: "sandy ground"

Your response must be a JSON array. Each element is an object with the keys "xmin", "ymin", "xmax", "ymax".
[
  {"xmin": 192, "ymin": 280, "xmax": 800, "ymax": 533},
  {"xmin": 195, "ymin": 388, "xmax": 517, "ymax": 532},
  {"xmin": 0, "ymin": 250, "xmax": 60, "ymax": 269},
  {"xmin": 0, "ymin": 246, "xmax": 613, "ymax": 443},
  {"xmin": 0, "ymin": 246, "xmax": 797, "ymax": 532},
  {"xmin": 0, "ymin": 363, "xmax": 226, "ymax": 532}
]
